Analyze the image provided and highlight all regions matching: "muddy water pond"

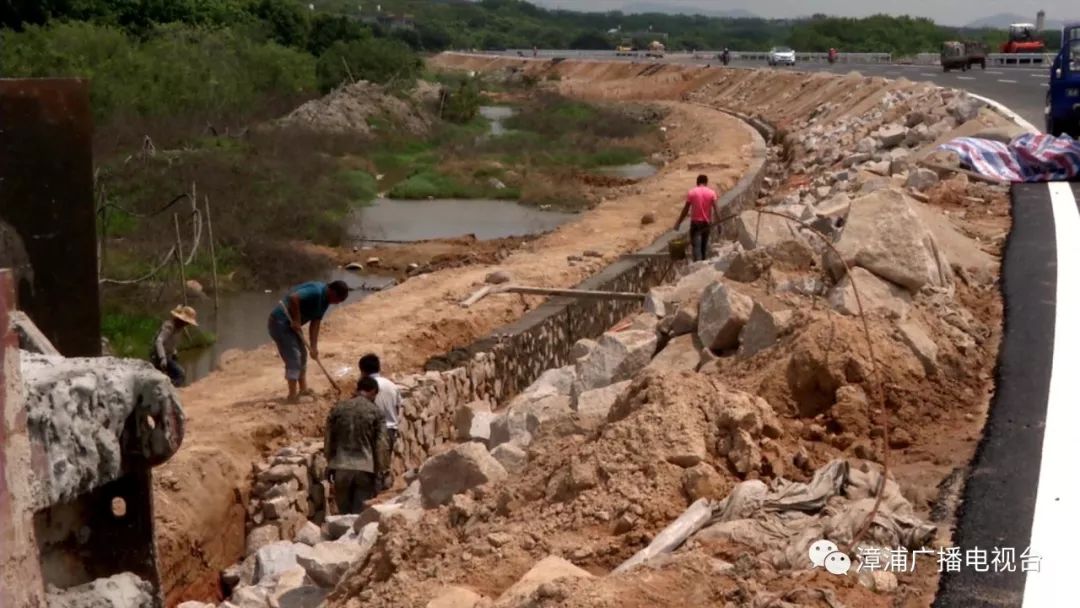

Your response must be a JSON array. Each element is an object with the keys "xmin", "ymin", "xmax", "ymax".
[
  {"xmin": 347, "ymin": 198, "xmax": 575, "ymax": 243},
  {"xmin": 177, "ymin": 269, "xmax": 395, "ymax": 383}
]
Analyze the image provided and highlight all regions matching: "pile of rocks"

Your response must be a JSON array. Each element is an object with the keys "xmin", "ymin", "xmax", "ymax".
[
  {"xmin": 245, "ymin": 441, "xmax": 330, "ymax": 558},
  {"xmin": 210, "ymin": 457, "xmax": 425, "ymax": 608},
  {"xmin": 785, "ymin": 88, "xmax": 988, "ymax": 204}
]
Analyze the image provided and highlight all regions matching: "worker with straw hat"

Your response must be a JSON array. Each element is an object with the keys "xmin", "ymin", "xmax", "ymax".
[{"xmin": 151, "ymin": 305, "xmax": 198, "ymax": 387}]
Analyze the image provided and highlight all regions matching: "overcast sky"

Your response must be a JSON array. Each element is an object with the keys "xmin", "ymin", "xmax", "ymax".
[{"xmin": 531, "ymin": 0, "xmax": 1076, "ymax": 27}]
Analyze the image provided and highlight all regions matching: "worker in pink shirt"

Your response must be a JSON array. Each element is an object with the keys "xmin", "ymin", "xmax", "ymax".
[{"xmin": 673, "ymin": 174, "xmax": 721, "ymax": 261}]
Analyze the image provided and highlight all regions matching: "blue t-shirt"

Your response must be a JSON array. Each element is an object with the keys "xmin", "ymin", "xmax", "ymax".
[{"xmin": 273, "ymin": 282, "xmax": 330, "ymax": 325}]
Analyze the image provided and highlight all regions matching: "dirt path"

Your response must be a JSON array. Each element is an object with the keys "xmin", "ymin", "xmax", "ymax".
[{"xmin": 156, "ymin": 101, "xmax": 752, "ymax": 604}]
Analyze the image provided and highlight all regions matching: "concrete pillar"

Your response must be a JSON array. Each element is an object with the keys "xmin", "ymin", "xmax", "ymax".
[
  {"xmin": 0, "ymin": 79, "xmax": 101, "ymax": 357},
  {"xmin": 0, "ymin": 269, "xmax": 48, "ymax": 607}
]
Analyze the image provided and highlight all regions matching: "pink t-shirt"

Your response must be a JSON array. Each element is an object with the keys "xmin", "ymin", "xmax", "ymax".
[{"xmin": 686, "ymin": 186, "xmax": 718, "ymax": 222}]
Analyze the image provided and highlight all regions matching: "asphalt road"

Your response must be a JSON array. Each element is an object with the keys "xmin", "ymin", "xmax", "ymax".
[{"xmin": 491, "ymin": 52, "xmax": 1050, "ymax": 130}]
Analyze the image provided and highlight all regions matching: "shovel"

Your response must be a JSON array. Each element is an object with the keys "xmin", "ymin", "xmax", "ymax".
[{"xmin": 294, "ymin": 328, "xmax": 343, "ymax": 396}]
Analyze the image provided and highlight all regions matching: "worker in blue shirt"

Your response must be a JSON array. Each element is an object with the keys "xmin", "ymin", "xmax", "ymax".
[{"xmin": 267, "ymin": 280, "xmax": 350, "ymax": 402}]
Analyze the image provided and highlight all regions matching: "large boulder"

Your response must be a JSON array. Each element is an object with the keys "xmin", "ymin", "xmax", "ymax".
[
  {"xmin": 419, "ymin": 442, "xmax": 508, "ymax": 507},
  {"xmin": 737, "ymin": 304, "xmax": 793, "ymax": 359},
  {"xmin": 572, "ymin": 331, "xmax": 657, "ymax": 395},
  {"xmin": 646, "ymin": 334, "xmax": 702, "ymax": 373},
  {"xmin": 253, "ymin": 542, "xmax": 315, "ymax": 585},
  {"xmin": 897, "ymin": 320, "xmax": 939, "ymax": 376},
  {"xmin": 826, "ymin": 189, "xmax": 952, "ymax": 292},
  {"xmin": 297, "ymin": 541, "xmax": 369, "ymax": 588},
  {"xmin": 575, "ymin": 380, "xmax": 631, "ymax": 420},
  {"xmin": 735, "ymin": 210, "xmax": 801, "ymax": 250},
  {"xmin": 828, "ymin": 267, "xmax": 912, "ymax": 319},
  {"xmin": 246, "ymin": 524, "xmax": 281, "ymax": 556},
  {"xmin": 46, "ymin": 573, "xmax": 154, "ymax": 608},
  {"xmin": 490, "ymin": 442, "xmax": 528, "ymax": 474},
  {"xmin": 496, "ymin": 556, "xmax": 594, "ymax": 606},
  {"xmin": 697, "ymin": 282, "xmax": 754, "ymax": 352},
  {"xmin": 455, "ymin": 400, "xmax": 496, "ymax": 444},
  {"xmin": 325, "ymin": 515, "xmax": 359, "ymax": 540}
]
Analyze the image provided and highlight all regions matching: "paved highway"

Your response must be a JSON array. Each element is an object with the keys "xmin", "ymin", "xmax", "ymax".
[{"xmin": 485, "ymin": 51, "xmax": 1050, "ymax": 130}]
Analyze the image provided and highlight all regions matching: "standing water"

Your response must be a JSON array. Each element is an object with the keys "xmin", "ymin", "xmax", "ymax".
[
  {"xmin": 176, "ymin": 269, "xmax": 395, "ymax": 382},
  {"xmin": 348, "ymin": 198, "xmax": 575, "ymax": 242}
]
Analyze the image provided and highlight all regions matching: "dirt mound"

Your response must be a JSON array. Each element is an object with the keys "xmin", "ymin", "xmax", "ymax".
[
  {"xmin": 329, "ymin": 370, "xmax": 791, "ymax": 607},
  {"xmin": 276, "ymin": 80, "xmax": 434, "ymax": 136}
]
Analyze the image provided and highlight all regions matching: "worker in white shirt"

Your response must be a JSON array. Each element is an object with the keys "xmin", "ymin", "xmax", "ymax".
[{"xmin": 357, "ymin": 353, "xmax": 401, "ymax": 487}]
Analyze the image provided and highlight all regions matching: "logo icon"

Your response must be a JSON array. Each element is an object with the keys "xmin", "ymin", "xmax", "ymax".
[
  {"xmin": 809, "ymin": 539, "xmax": 851, "ymax": 576},
  {"xmin": 825, "ymin": 551, "xmax": 852, "ymax": 575}
]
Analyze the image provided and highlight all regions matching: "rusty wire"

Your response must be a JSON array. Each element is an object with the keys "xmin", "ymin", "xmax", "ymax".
[{"xmin": 698, "ymin": 206, "xmax": 887, "ymax": 553}]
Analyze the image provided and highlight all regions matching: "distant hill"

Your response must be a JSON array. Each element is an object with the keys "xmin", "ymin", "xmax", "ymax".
[{"xmin": 964, "ymin": 12, "xmax": 1066, "ymax": 30}]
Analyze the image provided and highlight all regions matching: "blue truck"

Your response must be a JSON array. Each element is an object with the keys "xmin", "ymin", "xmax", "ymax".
[{"xmin": 1046, "ymin": 22, "xmax": 1080, "ymax": 136}]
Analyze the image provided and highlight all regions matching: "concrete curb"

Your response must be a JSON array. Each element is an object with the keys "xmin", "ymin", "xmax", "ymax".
[{"xmin": 969, "ymin": 92, "xmax": 1041, "ymax": 134}]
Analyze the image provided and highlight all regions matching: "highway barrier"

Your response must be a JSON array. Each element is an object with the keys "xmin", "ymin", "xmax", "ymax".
[{"xmin": 475, "ymin": 49, "xmax": 1052, "ymax": 68}]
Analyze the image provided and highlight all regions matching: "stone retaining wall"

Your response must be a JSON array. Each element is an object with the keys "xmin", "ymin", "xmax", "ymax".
[{"xmin": 389, "ymin": 116, "xmax": 769, "ymax": 474}]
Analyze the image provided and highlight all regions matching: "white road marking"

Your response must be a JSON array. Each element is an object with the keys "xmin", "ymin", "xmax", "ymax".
[
  {"xmin": 998, "ymin": 79, "xmax": 1019, "ymax": 83},
  {"xmin": 1032, "ymin": 73, "xmax": 1047, "ymax": 78},
  {"xmin": 1042, "ymin": 83, "xmax": 1050, "ymax": 87},
  {"xmin": 920, "ymin": 73, "xmax": 936, "ymax": 77},
  {"xmin": 957, "ymin": 76, "xmax": 976, "ymax": 80},
  {"xmin": 1023, "ymin": 183, "xmax": 1080, "ymax": 607}
]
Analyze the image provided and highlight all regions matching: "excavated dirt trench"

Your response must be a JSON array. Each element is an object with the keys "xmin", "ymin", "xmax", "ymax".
[{"xmin": 155, "ymin": 74, "xmax": 753, "ymax": 604}]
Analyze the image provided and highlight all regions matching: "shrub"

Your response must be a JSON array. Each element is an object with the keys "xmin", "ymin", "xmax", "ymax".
[
  {"xmin": 315, "ymin": 38, "xmax": 421, "ymax": 92},
  {"xmin": 0, "ymin": 22, "xmax": 317, "ymax": 124}
]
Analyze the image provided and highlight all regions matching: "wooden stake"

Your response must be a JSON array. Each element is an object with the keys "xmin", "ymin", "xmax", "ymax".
[
  {"xmin": 460, "ymin": 284, "xmax": 646, "ymax": 308},
  {"xmin": 174, "ymin": 213, "xmax": 188, "ymax": 306},
  {"xmin": 204, "ymin": 197, "xmax": 220, "ymax": 311}
]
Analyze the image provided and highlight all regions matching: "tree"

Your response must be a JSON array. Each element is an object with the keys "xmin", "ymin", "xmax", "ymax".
[
  {"xmin": 251, "ymin": 0, "xmax": 310, "ymax": 48},
  {"xmin": 315, "ymin": 38, "xmax": 421, "ymax": 92},
  {"xmin": 307, "ymin": 13, "xmax": 369, "ymax": 55},
  {"xmin": 569, "ymin": 31, "xmax": 611, "ymax": 50}
]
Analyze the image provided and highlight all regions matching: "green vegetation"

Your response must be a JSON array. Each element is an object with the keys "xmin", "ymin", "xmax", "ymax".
[
  {"xmin": 316, "ymin": 37, "xmax": 422, "ymax": 93},
  {"xmin": 102, "ymin": 310, "xmax": 217, "ymax": 358}
]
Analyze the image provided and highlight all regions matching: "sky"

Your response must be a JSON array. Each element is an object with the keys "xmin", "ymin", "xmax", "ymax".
[{"xmin": 529, "ymin": 0, "xmax": 1076, "ymax": 27}]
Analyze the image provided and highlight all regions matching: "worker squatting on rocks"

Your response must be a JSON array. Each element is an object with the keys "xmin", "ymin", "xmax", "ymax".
[
  {"xmin": 150, "ymin": 305, "xmax": 198, "ymax": 387},
  {"xmin": 267, "ymin": 280, "xmax": 350, "ymax": 402},
  {"xmin": 358, "ymin": 353, "xmax": 403, "ymax": 469},
  {"xmin": 325, "ymin": 376, "xmax": 391, "ymax": 514},
  {"xmin": 674, "ymin": 174, "xmax": 724, "ymax": 262}
]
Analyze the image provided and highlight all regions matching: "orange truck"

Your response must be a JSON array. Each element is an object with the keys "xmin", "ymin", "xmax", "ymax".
[{"xmin": 1001, "ymin": 23, "xmax": 1046, "ymax": 53}]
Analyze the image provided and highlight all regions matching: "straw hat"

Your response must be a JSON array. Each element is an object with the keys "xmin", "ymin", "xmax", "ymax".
[{"xmin": 170, "ymin": 305, "xmax": 199, "ymax": 327}]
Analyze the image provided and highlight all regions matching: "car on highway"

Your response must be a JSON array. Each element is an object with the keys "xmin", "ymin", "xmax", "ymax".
[{"xmin": 768, "ymin": 47, "xmax": 796, "ymax": 66}]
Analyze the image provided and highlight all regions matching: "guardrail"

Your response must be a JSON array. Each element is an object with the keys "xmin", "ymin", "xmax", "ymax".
[{"xmin": 475, "ymin": 49, "xmax": 1052, "ymax": 68}]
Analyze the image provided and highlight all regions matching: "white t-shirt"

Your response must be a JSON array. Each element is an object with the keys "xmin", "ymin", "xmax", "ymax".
[{"xmin": 371, "ymin": 374, "xmax": 402, "ymax": 430}]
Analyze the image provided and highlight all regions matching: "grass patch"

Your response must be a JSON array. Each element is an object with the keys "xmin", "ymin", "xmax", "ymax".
[
  {"xmin": 102, "ymin": 311, "xmax": 160, "ymax": 359},
  {"xmin": 389, "ymin": 169, "xmax": 474, "ymax": 199},
  {"xmin": 102, "ymin": 309, "xmax": 217, "ymax": 360},
  {"xmin": 340, "ymin": 169, "xmax": 379, "ymax": 203}
]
